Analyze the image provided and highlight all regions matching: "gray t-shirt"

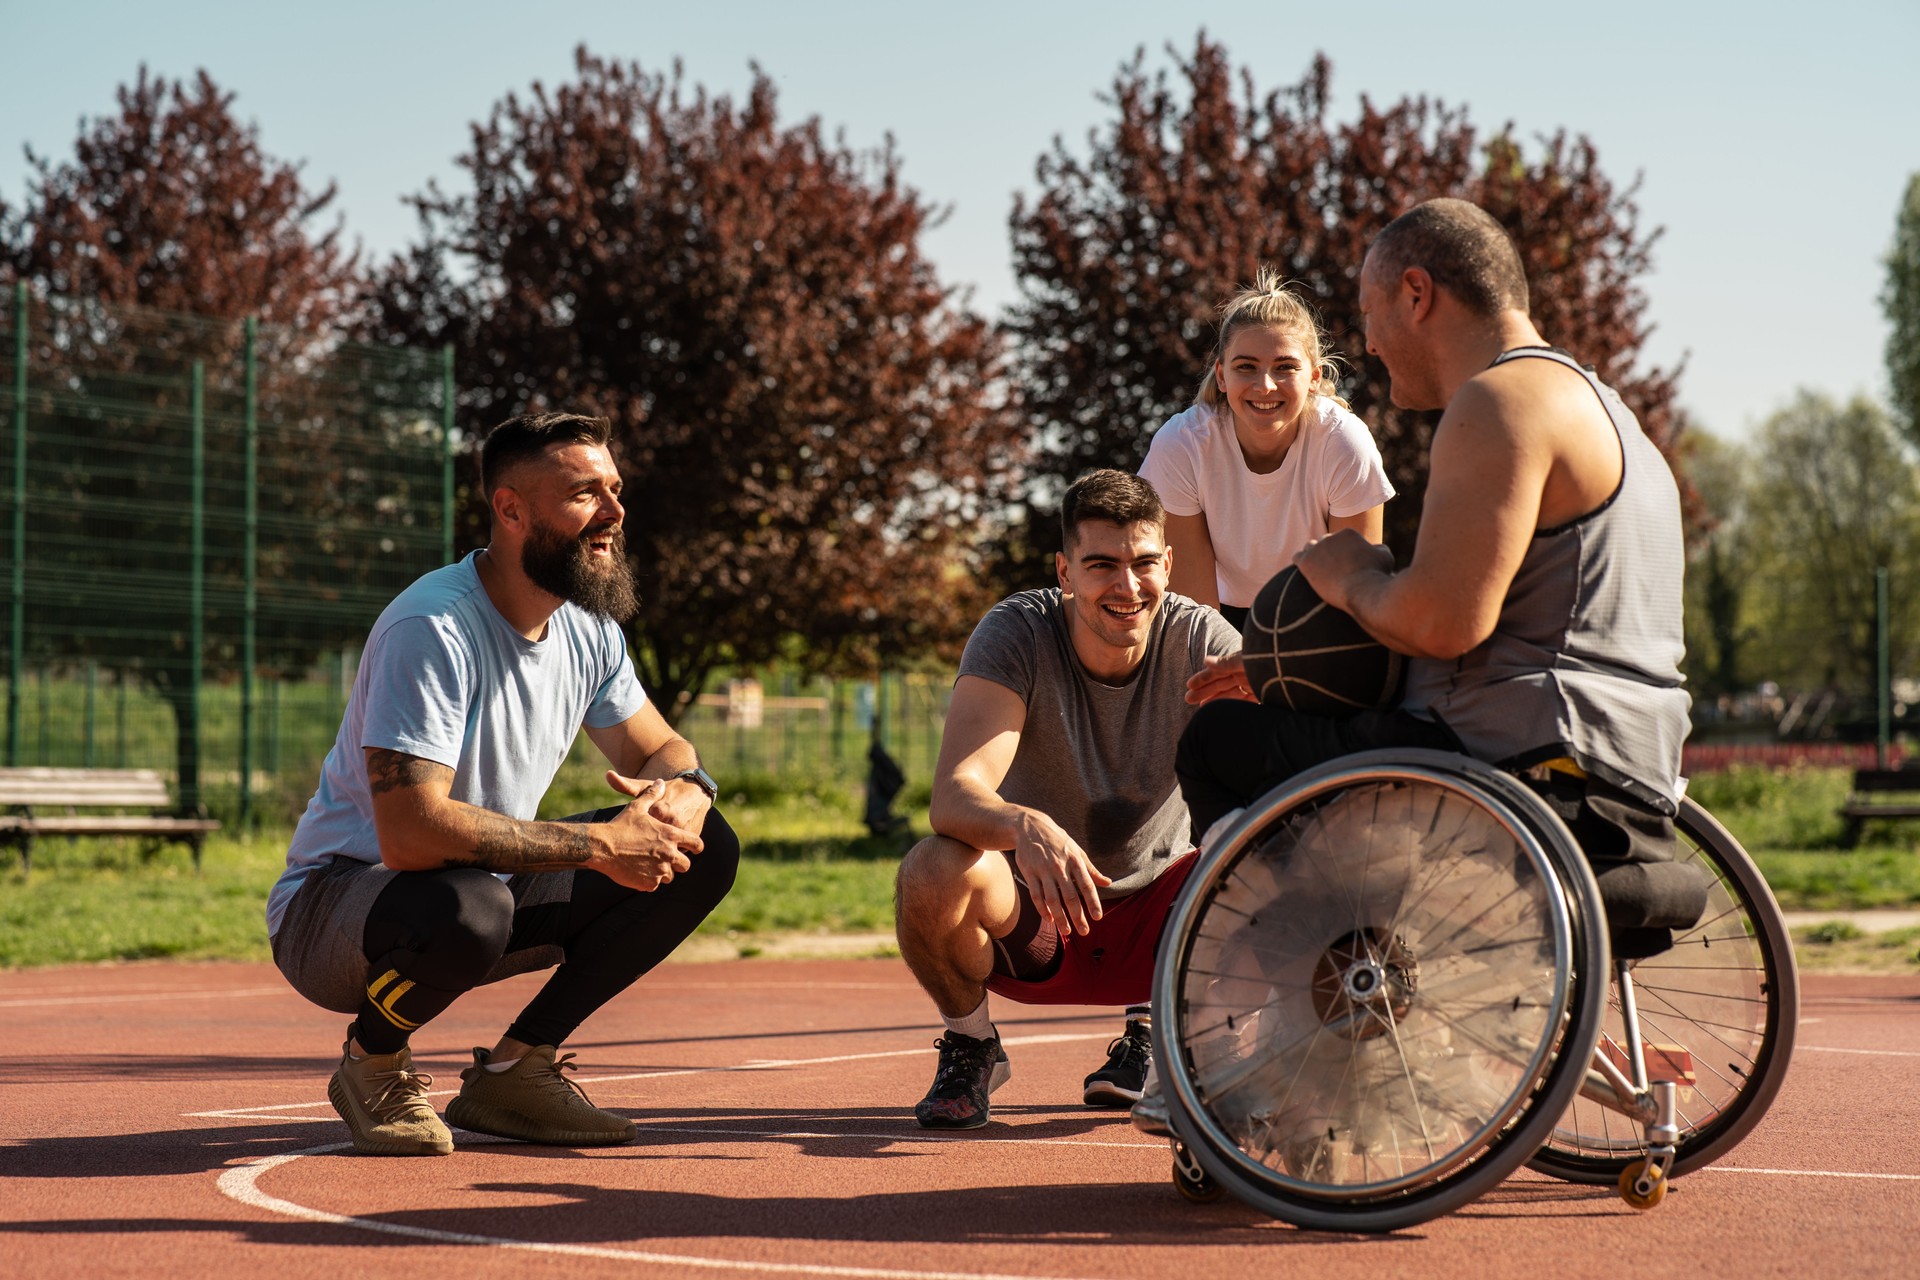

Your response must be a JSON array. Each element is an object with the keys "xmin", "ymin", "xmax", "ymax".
[{"xmin": 956, "ymin": 589, "xmax": 1241, "ymax": 898}]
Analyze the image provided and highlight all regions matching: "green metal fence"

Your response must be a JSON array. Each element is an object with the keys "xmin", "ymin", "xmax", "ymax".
[
  {"xmin": 0, "ymin": 288, "xmax": 950, "ymax": 826},
  {"xmin": 0, "ymin": 286, "xmax": 454, "ymax": 824}
]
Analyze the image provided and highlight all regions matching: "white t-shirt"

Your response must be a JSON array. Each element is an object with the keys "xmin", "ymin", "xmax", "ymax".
[
  {"xmin": 1138, "ymin": 398, "xmax": 1394, "ymax": 608},
  {"xmin": 266, "ymin": 552, "xmax": 649, "ymax": 935}
]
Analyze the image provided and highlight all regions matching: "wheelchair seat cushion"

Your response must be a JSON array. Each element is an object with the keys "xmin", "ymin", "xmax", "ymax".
[{"xmin": 1523, "ymin": 770, "xmax": 1711, "ymax": 940}]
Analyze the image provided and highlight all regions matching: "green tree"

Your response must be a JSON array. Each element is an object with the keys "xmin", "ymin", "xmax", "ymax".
[
  {"xmin": 1885, "ymin": 173, "xmax": 1920, "ymax": 447},
  {"xmin": 1740, "ymin": 392, "xmax": 1920, "ymax": 695},
  {"xmin": 1680, "ymin": 429, "xmax": 1751, "ymax": 699}
]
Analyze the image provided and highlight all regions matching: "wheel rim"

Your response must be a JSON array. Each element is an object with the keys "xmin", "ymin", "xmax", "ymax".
[
  {"xmin": 1166, "ymin": 768, "xmax": 1578, "ymax": 1200},
  {"xmin": 1539, "ymin": 797, "xmax": 1794, "ymax": 1171}
]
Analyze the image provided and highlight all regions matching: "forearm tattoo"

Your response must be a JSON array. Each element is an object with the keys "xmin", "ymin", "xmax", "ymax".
[
  {"xmin": 366, "ymin": 747, "xmax": 597, "ymax": 873},
  {"xmin": 449, "ymin": 809, "xmax": 597, "ymax": 872},
  {"xmin": 366, "ymin": 748, "xmax": 447, "ymax": 796}
]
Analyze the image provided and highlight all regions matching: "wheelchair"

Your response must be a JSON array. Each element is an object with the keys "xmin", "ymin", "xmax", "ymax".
[{"xmin": 1150, "ymin": 748, "xmax": 1798, "ymax": 1232}]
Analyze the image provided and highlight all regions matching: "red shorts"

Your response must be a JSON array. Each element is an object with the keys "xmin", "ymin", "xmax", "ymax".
[{"xmin": 984, "ymin": 849, "xmax": 1199, "ymax": 1007}]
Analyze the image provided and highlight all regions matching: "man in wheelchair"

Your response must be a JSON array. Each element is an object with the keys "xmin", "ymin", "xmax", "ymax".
[{"xmin": 1175, "ymin": 197, "xmax": 1705, "ymax": 960}]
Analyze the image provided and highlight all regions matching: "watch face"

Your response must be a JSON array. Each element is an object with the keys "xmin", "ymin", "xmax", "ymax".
[{"xmin": 681, "ymin": 768, "xmax": 718, "ymax": 798}]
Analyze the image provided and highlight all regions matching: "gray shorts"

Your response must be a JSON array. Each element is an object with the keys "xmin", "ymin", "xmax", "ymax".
[{"xmin": 269, "ymin": 857, "xmax": 571, "ymax": 1015}]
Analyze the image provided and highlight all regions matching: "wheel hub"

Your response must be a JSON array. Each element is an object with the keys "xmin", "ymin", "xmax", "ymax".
[{"xmin": 1311, "ymin": 928, "xmax": 1419, "ymax": 1040}]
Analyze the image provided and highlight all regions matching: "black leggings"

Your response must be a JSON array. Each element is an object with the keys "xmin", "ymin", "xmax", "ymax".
[
  {"xmin": 1174, "ymin": 698, "xmax": 1461, "ymax": 838},
  {"xmin": 355, "ymin": 805, "xmax": 739, "ymax": 1052}
]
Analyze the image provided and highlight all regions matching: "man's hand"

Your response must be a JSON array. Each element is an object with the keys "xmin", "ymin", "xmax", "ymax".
[
  {"xmin": 590, "ymin": 777, "xmax": 706, "ymax": 892},
  {"xmin": 609, "ymin": 769, "xmax": 713, "ymax": 841},
  {"xmin": 1186, "ymin": 653, "xmax": 1259, "ymax": 706},
  {"xmin": 1010, "ymin": 808, "xmax": 1112, "ymax": 937},
  {"xmin": 1294, "ymin": 530, "xmax": 1396, "ymax": 613}
]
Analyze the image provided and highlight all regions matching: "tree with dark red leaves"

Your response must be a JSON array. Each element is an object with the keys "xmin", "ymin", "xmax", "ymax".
[
  {"xmin": 1, "ymin": 69, "xmax": 373, "ymax": 811},
  {"xmin": 1, "ymin": 67, "xmax": 356, "ymax": 323},
  {"xmin": 369, "ymin": 49, "xmax": 1020, "ymax": 720},
  {"xmin": 1002, "ymin": 36, "xmax": 1689, "ymax": 580}
]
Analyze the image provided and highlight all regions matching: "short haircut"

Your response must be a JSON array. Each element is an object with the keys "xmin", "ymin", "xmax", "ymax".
[
  {"xmin": 478, "ymin": 412, "xmax": 612, "ymax": 496},
  {"xmin": 1060, "ymin": 469, "xmax": 1164, "ymax": 551},
  {"xmin": 1370, "ymin": 198, "xmax": 1530, "ymax": 317}
]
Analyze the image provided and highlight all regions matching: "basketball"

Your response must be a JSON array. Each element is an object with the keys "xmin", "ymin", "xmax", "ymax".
[{"xmin": 1240, "ymin": 565, "xmax": 1404, "ymax": 715}]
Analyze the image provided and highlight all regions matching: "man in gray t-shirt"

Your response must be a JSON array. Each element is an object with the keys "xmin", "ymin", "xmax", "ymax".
[{"xmin": 895, "ymin": 469, "xmax": 1240, "ymax": 1130}]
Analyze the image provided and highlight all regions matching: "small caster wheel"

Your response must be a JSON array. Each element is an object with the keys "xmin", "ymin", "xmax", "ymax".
[
  {"xmin": 1618, "ymin": 1158, "xmax": 1668, "ymax": 1209},
  {"xmin": 1167, "ymin": 1159, "xmax": 1228, "ymax": 1205}
]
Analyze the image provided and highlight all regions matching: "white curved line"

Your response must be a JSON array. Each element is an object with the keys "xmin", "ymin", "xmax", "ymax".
[{"xmin": 217, "ymin": 1143, "xmax": 1111, "ymax": 1280}]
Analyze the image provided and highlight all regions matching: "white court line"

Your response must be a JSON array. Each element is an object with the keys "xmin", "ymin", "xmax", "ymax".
[
  {"xmin": 0, "ymin": 986, "xmax": 287, "ymax": 1009},
  {"xmin": 2, "ymin": 981, "xmax": 912, "ymax": 1010},
  {"xmin": 627, "ymin": 1124, "xmax": 1158, "ymax": 1151},
  {"xmin": 185, "ymin": 1032, "xmax": 1114, "ymax": 1120},
  {"xmin": 210, "ymin": 1031, "xmax": 1918, "ymax": 1276},
  {"xmin": 1702, "ymin": 1166, "xmax": 1920, "ymax": 1182},
  {"xmin": 648, "ymin": 990, "xmax": 910, "ymax": 997},
  {"xmin": 218, "ymin": 1146, "xmax": 1112, "ymax": 1280},
  {"xmin": 1800, "ymin": 1044, "xmax": 1920, "ymax": 1059}
]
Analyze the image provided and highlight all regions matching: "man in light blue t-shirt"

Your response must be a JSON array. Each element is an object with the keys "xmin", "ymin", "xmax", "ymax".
[{"xmin": 269, "ymin": 412, "xmax": 737, "ymax": 1157}]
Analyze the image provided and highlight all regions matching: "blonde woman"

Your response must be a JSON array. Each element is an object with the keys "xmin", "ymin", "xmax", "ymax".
[{"xmin": 1140, "ymin": 269, "xmax": 1393, "ymax": 630}]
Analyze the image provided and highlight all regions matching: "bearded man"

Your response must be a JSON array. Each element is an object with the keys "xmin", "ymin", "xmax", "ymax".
[{"xmin": 267, "ymin": 411, "xmax": 737, "ymax": 1157}]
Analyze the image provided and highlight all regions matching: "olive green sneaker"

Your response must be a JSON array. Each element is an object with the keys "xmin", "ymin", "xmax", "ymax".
[
  {"xmin": 327, "ymin": 1029, "xmax": 454, "ymax": 1156},
  {"xmin": 445, "ymin": 1045, "xmax": 636, "ymax": 1146}
]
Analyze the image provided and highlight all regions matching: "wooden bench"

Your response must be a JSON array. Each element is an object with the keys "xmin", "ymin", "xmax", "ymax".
[
  {"xmin": 0, "ymin": 767, "xmax": 220, "ymax": 871},
  {"xmin": 1839, "ymin": 767, "xmax": 1920, "ymax": 848}
]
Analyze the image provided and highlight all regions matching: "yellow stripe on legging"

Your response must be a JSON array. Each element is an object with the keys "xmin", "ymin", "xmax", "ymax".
[{"xmin": 365, "ymin": 971, "xmax": 421, "ymax": 1030}]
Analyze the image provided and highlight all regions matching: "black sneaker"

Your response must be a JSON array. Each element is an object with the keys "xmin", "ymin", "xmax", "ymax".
[
  {"xmin": 914, "ymin": 1030, "xmax": 1011, "ymax": 1129},
  {"xmin": 1083, "ymin": 1018, "xmax": 1152, "ymax": 1108}
]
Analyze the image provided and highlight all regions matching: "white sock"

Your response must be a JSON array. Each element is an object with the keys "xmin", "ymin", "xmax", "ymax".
[
  {"xmin": 942, "ymin": 995, "xmax": 995, "ymax": 1041},
  {"xmin": 484, "ymin": 1052, "xmax": 524, "ymax": 1073},
  {"xmin": 1124, "ymin": 1004, "xmax": 1151, "ymax": 1030}
]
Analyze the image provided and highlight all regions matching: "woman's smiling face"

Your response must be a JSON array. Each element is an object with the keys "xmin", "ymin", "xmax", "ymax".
[{"xmin": 1214, "ymin": 324, "xmax": 1320, "ymax": 435}]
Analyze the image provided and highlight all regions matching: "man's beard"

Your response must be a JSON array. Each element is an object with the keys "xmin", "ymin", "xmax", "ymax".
[{"xmin": 521, "ymin": 519, "xmax": 639, "ymax": 622}]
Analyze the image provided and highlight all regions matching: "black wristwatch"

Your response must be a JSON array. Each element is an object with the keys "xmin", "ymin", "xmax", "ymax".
[{"xmin": 671, "ymin": 766, "xmax": 718, "ymax": 801}]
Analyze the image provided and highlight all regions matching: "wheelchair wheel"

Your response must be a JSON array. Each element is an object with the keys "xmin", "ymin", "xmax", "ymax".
[
  {"xmin": 1528, "ymin": 797, "xmax": 1798, "ymax": 1183},
  {"xmin": 1154, "ymin": 749, "xmax": 1610, "ymax": 1232}
]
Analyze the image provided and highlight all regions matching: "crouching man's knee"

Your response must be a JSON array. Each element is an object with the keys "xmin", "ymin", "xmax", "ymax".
[{"xmin": 894, "ymin": 835, "xmax": 1013, "ymax": 942}]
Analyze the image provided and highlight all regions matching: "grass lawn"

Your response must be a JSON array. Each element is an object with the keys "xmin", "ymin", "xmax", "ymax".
[{"xmin": 2, "ymin": 762, "xmax": 1915, "ymax": 971}]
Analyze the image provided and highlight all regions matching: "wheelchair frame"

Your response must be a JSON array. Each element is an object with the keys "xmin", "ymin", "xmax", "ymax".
[{"xmin": 1151, "ymin": 747, "xmax": 1797, "ymax": 1231}]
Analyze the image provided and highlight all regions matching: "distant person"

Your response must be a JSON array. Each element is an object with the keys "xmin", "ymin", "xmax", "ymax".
[
  {"xmin": 1175, "ymin": 197, "xmax": 1694, "ymax": 968},
  {"xmin": 267, "ymin": 412, "xmax": 737, "ymax": 1156},
  {"xmin": 894, "ymin": 469, "xmax": 1240, "ymax": 1128},
  {"xmin": 1140, "ymin": 267, "xmax": 1394, "ymax": 631}
]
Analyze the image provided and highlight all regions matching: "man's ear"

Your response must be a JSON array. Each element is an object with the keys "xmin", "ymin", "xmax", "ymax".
[
  {"xmin": 1056, "ymin": 549, "xmax": 1071, "ymax": 596},
  {"xmin": 1403, "ymin": 266, "xmax": 1436, "ymax": 322},
  {"xmin": 491, "ymin": 484, "xmax": 526, "ymax": 534}
]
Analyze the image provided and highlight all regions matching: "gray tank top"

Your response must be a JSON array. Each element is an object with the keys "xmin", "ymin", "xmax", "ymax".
[{"xmin": 1401, "ymin": 347, "xmax": 1690, "ymax": 812}]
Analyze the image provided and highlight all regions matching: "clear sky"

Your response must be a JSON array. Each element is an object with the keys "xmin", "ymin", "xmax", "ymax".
[{"xmin": 4, "ymin": 1, "xmax": 1915, "ymax": 441}]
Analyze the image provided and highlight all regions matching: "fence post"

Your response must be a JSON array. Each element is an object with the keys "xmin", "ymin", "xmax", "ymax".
[
  {"xmin": 441, "ymin": 344, "xmax": 455, "ymax": 566},
  {"xmin": 1876, "ymin": 566, "xmax": 1891, "ymax": 771},
  {"xmin": 186, "ymin": 359, "xmax": 205, "ymax": 815},
  {"xmin": 83, "ymin": 660, "xmax": 97, "ymax": 768},
  {"xmin": 241, "ymin": 317, "xmax": 258, "ymax": 826},
  {"xmin": 7, "ymin": 281, "xmax": 26, "ymax": 767}
]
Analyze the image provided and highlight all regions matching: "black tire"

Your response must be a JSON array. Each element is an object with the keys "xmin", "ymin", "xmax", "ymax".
[
  {"xmin": 1528, "ymin": 797, "xmax": 1798, "ymax": 1183},
  {"xmin": 1154, "ymin": 749, "xmax": 1610, "ymax": 1232}
]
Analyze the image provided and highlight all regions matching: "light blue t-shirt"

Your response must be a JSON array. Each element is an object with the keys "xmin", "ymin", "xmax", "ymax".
[{"xmin": 266, "ymin": 552, "xmax": 648, "ymax": 935}]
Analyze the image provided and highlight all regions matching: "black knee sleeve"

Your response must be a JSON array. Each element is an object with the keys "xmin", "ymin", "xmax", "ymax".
[{"xmin": 355, "ymin": 869, "xmax": 514, "ymax": 1051}]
